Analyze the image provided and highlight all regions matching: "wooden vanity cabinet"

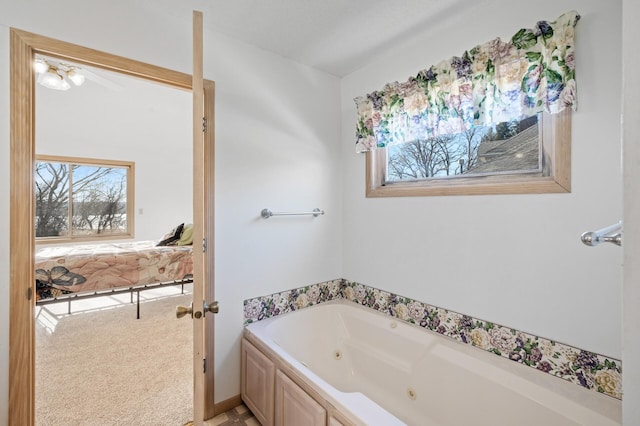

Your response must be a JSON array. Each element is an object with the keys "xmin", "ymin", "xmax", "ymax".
[
  {"xmin": 275, "ymin": 369, "xmax": 326, "ymax": 426},
  {"xmin": 328, "ymin": 412, "xmax": 350, "ymax": 426},
  {"xmin": 241, "ymin": 338, "xmax": 275, "ymax": 426},
  {"xmin": 242, "ymin": 337, "xmax": 356, "ymax": 426}
]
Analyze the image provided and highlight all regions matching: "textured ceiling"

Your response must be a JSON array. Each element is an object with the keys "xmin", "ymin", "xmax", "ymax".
[{"xmin": 137, "ymin": 0, "xmax": 475, "ymax": 77}]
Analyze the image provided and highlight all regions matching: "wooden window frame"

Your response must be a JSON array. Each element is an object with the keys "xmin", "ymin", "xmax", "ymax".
[
  {"xmin": 35, "ymin": 154, "xmax": 135, "ymax": 243},
  {"xmin": 365, "ymin": 109, "xmax": 572, "ymax": 197}
]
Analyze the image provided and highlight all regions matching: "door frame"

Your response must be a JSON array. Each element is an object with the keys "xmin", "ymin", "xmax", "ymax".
[{"xmin": 8, "ymin": 28, "xmax": 216, "ymax": 425}]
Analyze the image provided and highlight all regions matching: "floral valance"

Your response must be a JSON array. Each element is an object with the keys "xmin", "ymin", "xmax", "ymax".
[{"xmin": 354, "ymin": 10, "xmax": 580, "ymax": 153}]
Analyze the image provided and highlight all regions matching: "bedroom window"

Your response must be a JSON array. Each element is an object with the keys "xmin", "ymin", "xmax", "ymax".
[{"xmin": 35, "ymin": 155, "xmax": 134, "ymax": 242}]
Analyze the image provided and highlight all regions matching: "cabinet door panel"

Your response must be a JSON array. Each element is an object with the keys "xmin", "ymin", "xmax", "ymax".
[
  {"xmin": 328, "ymin": 407, "xmax": 356, "ymax": 426},
  {"xmin": 275, "ymin": 370, "xmax": 326, "ymax": 426},
  {"xmin": 241, "ymin": 339, "xmax": 275, "ymax": 426},
  {"xmin": 329, "ymin": 416, "xmax": 346, "ymax": 426}
]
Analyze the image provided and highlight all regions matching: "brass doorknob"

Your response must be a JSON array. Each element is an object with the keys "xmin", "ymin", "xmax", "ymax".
[
  {"xmin": 176, "ymin": 303, "xmax": 193, "ymax": 319},
  {"xmin": 204, "ymin": 301, "xmax": 219, "ymax": 315}
]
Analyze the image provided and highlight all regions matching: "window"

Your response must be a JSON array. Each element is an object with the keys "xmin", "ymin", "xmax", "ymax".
[
  {"xmin": 387, "ymin": 114, "xmax": 541, "ymax": 181},
  {"xmin": 366, "ymin": 109, "xmax": 571, "ymax": 197},
  {"xmin": 356, "ymin": 11, "xmax": 579, "ymax": 197},
  {"xmin": 35, "ymin": 155, "xmax": 134, "ymax": 241}
]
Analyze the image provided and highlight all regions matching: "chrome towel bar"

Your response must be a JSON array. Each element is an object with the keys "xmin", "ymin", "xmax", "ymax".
[
  {"xmin": 581, "ymin": 221, "xmax": 622, "ymax": 247},
  {"xmin": 261, "ymin": 208, "xmax": 324, "ymax": 219}
]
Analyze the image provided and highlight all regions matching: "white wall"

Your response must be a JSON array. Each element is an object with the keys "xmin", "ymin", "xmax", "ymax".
[
  {"xmin": 622, "ymin": 0, "xmax": 640, "ymax": 421},
  {"xmin": 212, "ymin": 30, "xmax": 342, "ymax": 403},
  {"xmin": 341, "ymin": 0, "xmax": 623, "ymax": 360},
  {"xmin": 0, "ymin": 0, "xmax": 342, "ymax": 421},
  {"xmin": 36, "ymin": 65, "xmax": 193, "ymax": 242}
]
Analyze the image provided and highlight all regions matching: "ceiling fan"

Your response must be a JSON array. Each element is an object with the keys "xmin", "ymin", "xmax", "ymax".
[{"xmin": 34, "ymin": 55, "xmax": 122, "ymax": 91}]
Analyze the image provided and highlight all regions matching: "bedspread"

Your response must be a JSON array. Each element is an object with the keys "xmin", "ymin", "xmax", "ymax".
[{"xmin": 35, "ymin": 241, "xmax": 193, "ymax": 300}]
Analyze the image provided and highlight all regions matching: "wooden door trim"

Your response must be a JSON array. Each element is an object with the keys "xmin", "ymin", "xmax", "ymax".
[
  {"xmin": 192, "ymin": 10, "xmax": 206, "ymax": 426},
  {"xmin": 203, "ymin": 79, "xmax": 217, "ymax": 419},
  {"xmin": 9, "ymin": 28, "xmax": 215, "ymax": 425},
  {"xmin": 9, "ymin": 28, "xmax": 36, "ymax": 426},
  {"xmin": 11, "ymin": 28, "xmax": 193, "ymax": 89}
]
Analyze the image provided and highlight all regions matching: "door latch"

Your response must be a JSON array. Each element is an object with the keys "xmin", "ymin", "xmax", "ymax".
[
  {"xmin": 176, "ymin": 302, "xmax": 193, "ymax": 319},
  {"xmin": 203, "ymin": 300, "xmax": 219, "ymax": 316}
]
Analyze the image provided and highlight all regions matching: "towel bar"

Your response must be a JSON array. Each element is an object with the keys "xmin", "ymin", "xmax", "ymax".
[
  {"xmin": 261, "ymin": 208, "xmax": 324, "ymax": 219},
  {"xmin": 581, "ymin": 221, "xmax": 622, "ymax": 246}
]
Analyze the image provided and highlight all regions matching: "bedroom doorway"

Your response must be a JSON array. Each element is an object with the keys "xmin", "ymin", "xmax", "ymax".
[
  {"xmin": 9, "ymin": 22, "xmax": 216, "ymax": 425},
  {"xmin": 33, "ymin": 55, "xmax": 194, "ymax": 425}
]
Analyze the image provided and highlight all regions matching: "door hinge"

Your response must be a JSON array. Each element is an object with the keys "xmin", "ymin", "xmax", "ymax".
[
  {"xmin": 203, "ymin": 358, "xmax": 207, "ymax": 373},
  {"xmin": 202, "ymin": 237, "xmax": 207, "ymax": 253},
  {"xmin": 202, "ymin": 117, "xmax": 207, "ymax": 133},
  {"xmin": 27, "ymin": 287, "xmax": 33, "ymax": 301}
]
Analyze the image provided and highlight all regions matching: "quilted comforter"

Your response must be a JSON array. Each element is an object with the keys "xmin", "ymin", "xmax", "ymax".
[{"xmin": 35, "ymin": 241, "xmax": 193, "ymax": 300}]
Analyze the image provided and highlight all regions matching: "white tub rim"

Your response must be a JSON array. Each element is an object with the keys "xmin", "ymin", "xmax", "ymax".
[{"xmin": 244, "ymin": 299, "xmax": 621, "ymax": 426}]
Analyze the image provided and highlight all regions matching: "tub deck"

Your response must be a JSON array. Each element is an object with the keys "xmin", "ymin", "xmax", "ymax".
[{"xmin": 245, "ymin": 300, "xmax": 621, "ymax": 426}]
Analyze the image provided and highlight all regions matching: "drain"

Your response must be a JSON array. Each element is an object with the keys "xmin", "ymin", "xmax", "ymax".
[
  {"xmin": 407, "ymin": 387, "xmax": 417, "ymax": 400},
  {"xmin": 333, "ymin": 350, "xmax": 342, "ymax": 360}
]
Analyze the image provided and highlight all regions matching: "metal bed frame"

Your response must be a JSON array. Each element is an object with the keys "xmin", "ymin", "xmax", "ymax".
[{"xmin": 36, "ymin": 277, "xmax": 194, "ymax": 319}]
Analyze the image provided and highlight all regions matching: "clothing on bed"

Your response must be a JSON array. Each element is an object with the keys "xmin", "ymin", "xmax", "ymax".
[{"xmin": 156, "ymin": 223, "xmax": 185, "ymax": 246}]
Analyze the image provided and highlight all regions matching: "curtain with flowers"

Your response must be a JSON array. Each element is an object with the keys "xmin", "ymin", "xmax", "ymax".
[{"xmin": 354, "ymin": 10, "xmax": 580, "ymax": 153}]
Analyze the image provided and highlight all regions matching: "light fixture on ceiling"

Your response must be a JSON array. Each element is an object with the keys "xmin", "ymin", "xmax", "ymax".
[
  {"xmin": 34, "ymin": 58, "xmax": 86, "ymax": 91},
  {"xmin": 34, "ymin": 59, "xmax": 48, "ymax": 74},
  {"xmin": 38, "ymin": 65, "xmax": 71, "ymax": 91},
  {"xmin": 66, "ymin": 68, "xmax": 85, "ymax": 86}
]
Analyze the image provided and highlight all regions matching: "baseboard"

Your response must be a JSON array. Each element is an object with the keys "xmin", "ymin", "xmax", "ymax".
[{"xmin": 212, "ymin": 394, "xmax": 243, "ymax": 417}]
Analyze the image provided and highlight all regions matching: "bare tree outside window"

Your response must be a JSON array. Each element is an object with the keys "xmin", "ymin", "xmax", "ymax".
[
  {"xmin": 35, "ymin": 162, "xmax": 70, "ymax": 237},
  {"xmin": 387, "ymin": 115, "xmax": 539, "ymax": 182},
  {"xmin": 35, "ymin": 158, "xmax": 133, "ymax": 240},
  {"xmin": 71, "ymin": 165, "xmax": 127, "ymax": 236}
]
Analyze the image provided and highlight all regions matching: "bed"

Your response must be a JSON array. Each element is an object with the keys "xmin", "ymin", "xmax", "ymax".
[{"xmin": 35, "ymin": 238, "xmax": 194, "ymax": 318}]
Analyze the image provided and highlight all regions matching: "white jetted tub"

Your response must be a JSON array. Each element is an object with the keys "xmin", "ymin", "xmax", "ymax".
[{"xmin": 243, "ymin": 300, "xmax": 621, "ymax": 426}]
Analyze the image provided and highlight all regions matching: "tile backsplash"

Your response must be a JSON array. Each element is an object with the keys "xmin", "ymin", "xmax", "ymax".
[{"xmin": 243, "ymin": 279, "xmax": 622, "ymax": 400}]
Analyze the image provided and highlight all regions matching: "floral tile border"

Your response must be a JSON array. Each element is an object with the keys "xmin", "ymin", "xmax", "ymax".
[
  {"xmin": 341, "ymin": 280, "xmax": 622, "ymax": 400},
  {"xmin": 243, "ymin": 278, "xmax": 343, "ymax": 325},
  {"xmin": 243, "ymin": 279, "xmax": 622, "ymax": 400}
]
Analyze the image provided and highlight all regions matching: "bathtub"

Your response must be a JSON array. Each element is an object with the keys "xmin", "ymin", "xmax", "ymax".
[{"xmin": 243, "ymin": 299, "xmax": 621, "ymax": 426}]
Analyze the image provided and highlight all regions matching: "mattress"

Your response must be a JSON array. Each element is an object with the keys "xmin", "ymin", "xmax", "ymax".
[{"xmin": 35, "ymin": 240, "xmax": 193, "ymax": 300}]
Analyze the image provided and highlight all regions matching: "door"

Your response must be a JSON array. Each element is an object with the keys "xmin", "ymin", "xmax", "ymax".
[
  {"xmin": 187, "ymin": 10, "xmax": 219, "ymax": 425},
  {"xmin": 274, "ymin": 370, "xmax": 326, "ymax": 426},
  {"xmin": 8, "ymin": 17, "xmax": 216, "ymax": 424},
  {"xmin": 241, "ymin": 338, "xmax": 275, "ymax": 426}
]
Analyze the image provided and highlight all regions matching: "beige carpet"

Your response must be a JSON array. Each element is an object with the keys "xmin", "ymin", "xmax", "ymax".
[{"xmin": 36, "ymin": 287, "xmax": 193, "ymax": 425}]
